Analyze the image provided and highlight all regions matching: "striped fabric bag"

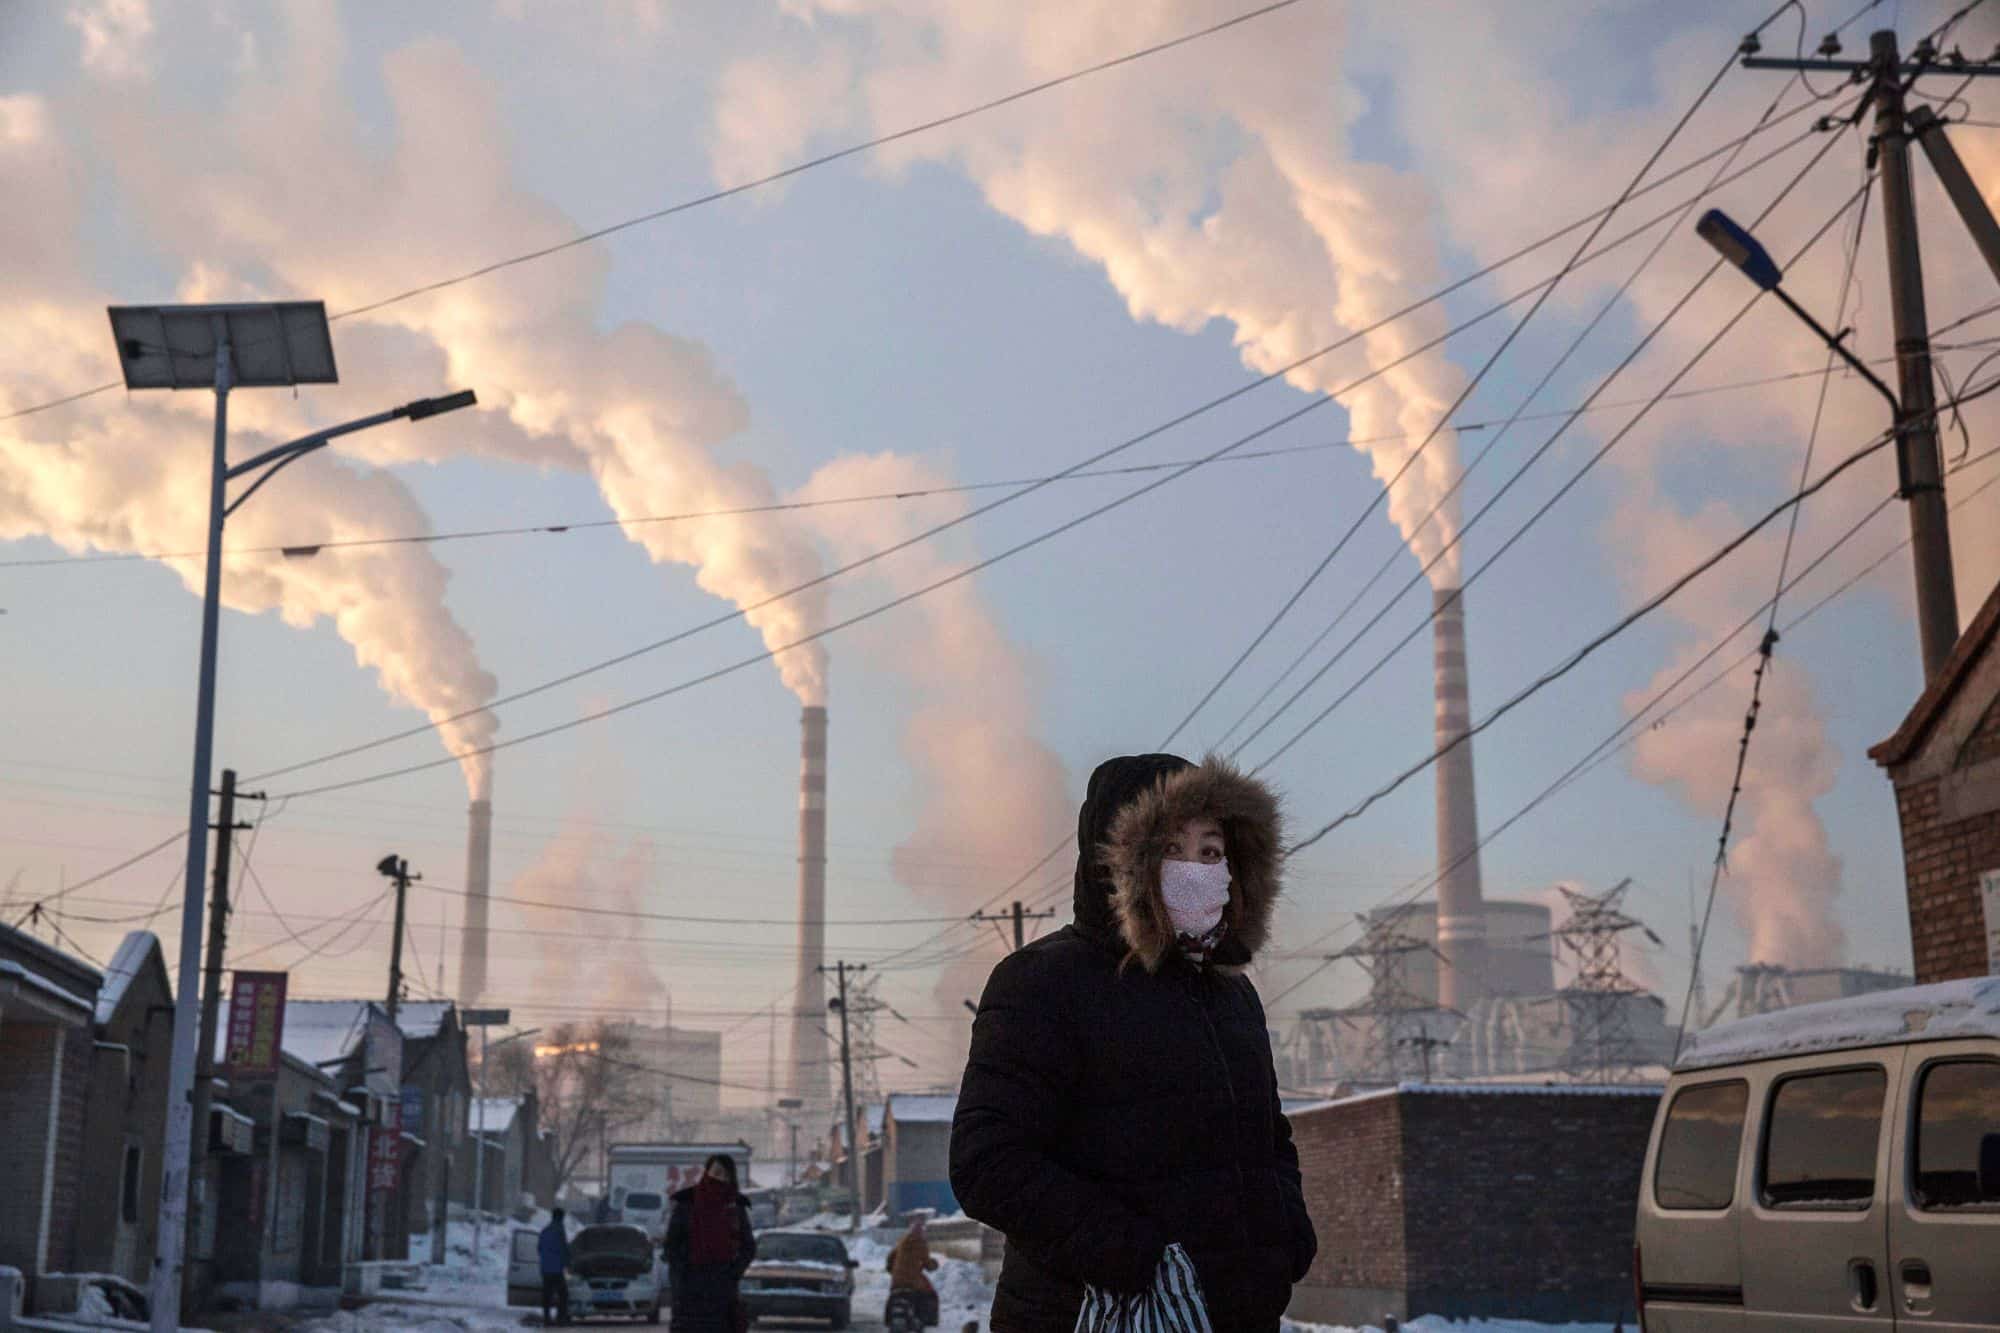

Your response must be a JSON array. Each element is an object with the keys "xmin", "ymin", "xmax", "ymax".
[{"xmin": 1073, "ymin": 1244, "xmax": 1214, "ymax": 1333}]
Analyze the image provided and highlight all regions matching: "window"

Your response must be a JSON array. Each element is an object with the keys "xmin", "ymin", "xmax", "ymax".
[
  {"xmin": 1761, "ymin": 1066, "xmax": 1886, "ymax": 1210},
  {"xmin": 120, "ymin": 1145, "xmax": 142, "ymax": 1224},
  {"xmin": 1913, "ymin": 1059, "xmax": 2000, "ymax": 1211},
  {"xmin": 624, "ymin": 1192, "xmax": 663, "ymax": 1212},
  {"xmin": 1655, "ymin": 1080, "xmax": 1748, "ymax": 1209}
]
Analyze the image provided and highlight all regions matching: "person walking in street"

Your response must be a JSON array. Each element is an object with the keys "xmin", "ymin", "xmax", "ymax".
[
  {"xmin": 663, "ymin": 1154, "xmax": 757, "ymax": 1333},
  {"xmin": 951, "ymin": 754, "xmax": 1317, "ymax": 1332},
  {"xmin": 538, "ymin": 1208, "xmax": 573, "ymax": 1327},
  {"xmin": 887, "ymin": 1214, "xmax": 942, "ymax": 1327}
]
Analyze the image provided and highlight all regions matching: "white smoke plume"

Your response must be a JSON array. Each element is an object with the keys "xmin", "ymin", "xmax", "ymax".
[
  {"xmin": 513, "ymin": 818, "xmax": 664, "ymax": 1012},
  {"xmin": 712, "ymin": 0, "xmax": 1474, "ymax": 586},
  {"xmin": 0, "ymin": 79, "xmax": 501, "ymax": 796}
]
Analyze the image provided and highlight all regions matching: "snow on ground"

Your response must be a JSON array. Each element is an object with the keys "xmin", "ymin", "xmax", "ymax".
[
  {"xmin": 1283, "ymin": 1322, "xmax": 1615, "ymax": 1333},
  {"xmin": 1280, "ymin": 1312, "xmax": 1624, "ymax": 1320}
]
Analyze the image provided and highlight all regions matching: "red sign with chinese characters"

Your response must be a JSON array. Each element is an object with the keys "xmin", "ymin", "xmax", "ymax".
[
  {"xmin": 369, "ymin": 1098, "xmax": 402, "ymax": 1194},
  {"xmin": 224, "ymin": 971, "xmax": 288, "ymax": 1076}
]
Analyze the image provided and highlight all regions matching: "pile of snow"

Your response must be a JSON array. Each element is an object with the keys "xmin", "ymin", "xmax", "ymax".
[
  {"xmin": 1280, "ymin": 1312, "xmax": 1624, "ymax": 1320},
  {"xmin": 1282, "ymin": 1322, "xmax": 1616, "ymax": 1333},
  {"xmin": 847, "ymin": 1233, "xmax": 994, "ymax": 1331},
  {"xmin": 297, "ymin": 1304, "xmax": 525, "ymax": 1332},
  {"xmin": 1678, "ymin": 977, "xmax": 2000, "ymax": 1070}
]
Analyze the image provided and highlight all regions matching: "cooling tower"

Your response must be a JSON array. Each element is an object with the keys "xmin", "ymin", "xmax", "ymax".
[
  {"xmin": 459, "ymin": 797, "xmax": 492, "ymax": 1004},
  {"xmin": 1433, "ymin": 587, "xmax": 1487, "ymax": 1012},
  {"xmin": 787, "ymin": 707, "xmax": 831, "ymax": 1110}
]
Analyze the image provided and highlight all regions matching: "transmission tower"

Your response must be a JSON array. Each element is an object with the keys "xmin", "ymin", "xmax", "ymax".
[
  {"xmin": 846, "ymin": 972, "xmax": 885, "ymax": 1107},
  {"xmin": 1550, "ymin": 879, "xmax": 1661, "ymax": 1083},
  {"xmin": 1320, "ymin": 911, "xmax": 1454, "ymax": 1084}
]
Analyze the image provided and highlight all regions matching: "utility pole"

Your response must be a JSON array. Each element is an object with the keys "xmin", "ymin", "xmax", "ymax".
[
  {"xmin": 187, "ymin": 769, "xmax": 257, "ymax": 1305},
  {"xmin": 1735, "ymin": 25, "xmax": 2000, "ymax": 680},
  {"xmin": 376, "ymin": 855, "xmax": 419, "ymax": 1022},
  {"xmin": 1870, "ymin": 29, "xmax": 1959, "ymax": 678},
  {"xmin": 819, "ymin": 959, "xmax": 865, "ymax": 1231},
  {"xmin": 971, "ymin": 900, "xmax": 1056, "ymax": 951}
]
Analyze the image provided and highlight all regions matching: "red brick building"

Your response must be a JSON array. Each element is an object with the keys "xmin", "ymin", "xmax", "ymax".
[
  {"xmin": 1286, "ymin": 1084, "xmax": 1659, "ymax": 1326},
  {"xmin": 1870, "ymin": 577, "xmax": 2000, "ymax": 982}
]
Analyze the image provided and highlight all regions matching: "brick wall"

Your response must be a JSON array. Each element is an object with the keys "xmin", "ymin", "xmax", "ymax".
[
  {"xmin": 1286, "ymin": 1087, "xmax": 1657, "ymax": 1326},
  {"xmin": 1291, "ymin": 1093, "xmax": 1405, "ymax": 1294},
  {"xmin": 1891, "ymin": 774, "xmax": 2000, "ymax": 982},
  {"xmin": 0, "ymin": 1023, "xmax": 90, "ymax": 1278},
  {"xmin": 1400, "ymin": 1089, "xmax": 1655, "ymax": 1319}
]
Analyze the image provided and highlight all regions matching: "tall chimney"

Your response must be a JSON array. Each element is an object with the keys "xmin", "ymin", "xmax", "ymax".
[
  {"xmin": 459, "ymin": 796, "xmax": 492, "ymax": 1004},
  {"xmin": 1433, "ymin": 587, "xmax": 1487, "ymax": 1012},
  {"xmin": 787, "ymin": 707, "xmax": 831, "ymax": 1111}
]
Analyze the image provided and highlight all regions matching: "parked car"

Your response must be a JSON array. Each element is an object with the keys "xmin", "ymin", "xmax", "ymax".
[
  {"xmin": 507, "ymin": 1223, "xmax": 662, "ymax": 1323},
  {"xmin": 1636, "ymin": 976, "xmax": 1999, "ymax": 1330},
  {"xmin": 737, "ymin": 1229, "xmax": 857, "ymax": 1329}
]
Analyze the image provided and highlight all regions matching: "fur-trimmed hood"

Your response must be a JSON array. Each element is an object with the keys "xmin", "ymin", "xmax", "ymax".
[{"xmin": 1072, "ymin": 754, "xmax": 1283, "ymax": 972}]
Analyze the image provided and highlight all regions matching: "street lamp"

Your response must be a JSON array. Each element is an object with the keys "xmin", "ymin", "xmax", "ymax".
[
  {"xmin": 107, "ymin": 302, "xmax": 476, "ymax": 1333},
  {"xmin": 1695, "ymin": 209, "xmax": 1957, "ymax": 677}
]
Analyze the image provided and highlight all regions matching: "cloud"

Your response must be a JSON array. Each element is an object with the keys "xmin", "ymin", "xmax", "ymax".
[{"xmin": 66, "ymin": 0, "xmax": 154, "ymax": 80}]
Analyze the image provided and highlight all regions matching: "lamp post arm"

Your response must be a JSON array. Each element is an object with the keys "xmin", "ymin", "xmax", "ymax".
[
  {"xmin": 222, "ymin": 391, "xmax": 477, "ymax": 518},
  {"xmin": 1768, "ymin": 284, "xmax": 1902, "ymax": 417}
]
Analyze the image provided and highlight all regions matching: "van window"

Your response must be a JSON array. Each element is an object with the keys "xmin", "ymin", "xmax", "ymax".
[
  {"xmin": 1761, "ymin": 1066, "xmax": 1886, "ymax": 1210},
  {"xmin": 1655, "ymin": 1080, "xmax": 1747, "ymax": 1209},
  {"xmin": 1913, "ymin": 1059, "xmax": 2000, "ymax": 1211},
  {"xmin": 513, "ymin": 1231, "xmax": 540, "ymax": 1262},
  {"xmin": 624, "ymin": 1192, "xmax": 663, "ymax": 1212}
]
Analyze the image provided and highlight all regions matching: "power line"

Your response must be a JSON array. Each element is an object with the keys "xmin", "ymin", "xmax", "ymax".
[
  {"xmin": 0, "ymin": 0, "xmax": 1327, "ymax": 426},
  {"xmin": 9, "ymin": 353, "xmax": 1958, "ymax": 574},
  {"xmin": 1285, "ymin": 416, "xmax": 1899, "ymax": 857},
  {"xmin": 243, "ymin": 119, "xmax": 1827, "ymax": 794},
  {"xmin": 1268, "ymin": 447, "xmax": 2000, "ymax": 985},
  {"xmin": 409, "ymin": 878, "xmax": 968, "ymax": 928},
  {"xmin": 1241, "ymin": 135, "xmax": 1863, "ymax": 775},
  {"xmin": 10, "ymin": 829, "xmax": 189, "ymax": 927},
  {"xmin": 1159, "ymin": 23, "xmax": 1750, "ymax": 749}
]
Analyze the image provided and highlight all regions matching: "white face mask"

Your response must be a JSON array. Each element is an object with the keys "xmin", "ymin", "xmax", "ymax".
[{"xmin": 1159, "ymin": 858, "xmax": 1231, "ymax": 936}]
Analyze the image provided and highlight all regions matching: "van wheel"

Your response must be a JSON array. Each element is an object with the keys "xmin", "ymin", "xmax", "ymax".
[{"xmin": 828, "ymin": 1308, "xmax": 849, "ymax": 1331}]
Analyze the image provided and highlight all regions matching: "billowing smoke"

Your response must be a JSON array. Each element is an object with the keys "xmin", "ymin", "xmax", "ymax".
[
  {"xmin": 711, "ymin": 0, "xmax": 1473, "ymax": 585},
  {"xmin": 513, "ymin": 817, "xmax": 664, "ymax": 1011},
  {"xmin": 0, "ymin": 83, "xmax": 500, "ymax": 796},
  {"xmin": 791, "ymin": 453, "xmax": 1072, "ymax": 1046}
]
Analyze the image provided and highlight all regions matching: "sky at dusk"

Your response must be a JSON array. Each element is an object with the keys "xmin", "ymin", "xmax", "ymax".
[{"xmin": 8, "ymin": 0, "xmax": 2000, "ymax": 1100}]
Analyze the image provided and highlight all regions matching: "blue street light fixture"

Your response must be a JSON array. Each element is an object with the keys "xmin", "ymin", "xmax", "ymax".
[
  {"xmin": 1696, "ymin": 209, "xmax": 1784, "ymax": 291},
  {"xmin": 1695, "ymin": 209, "xmax": 1902, "ymax": 422},
  {"xmin": 106, "ymin": 302, "xmax": 474, "ymax": 1333}
]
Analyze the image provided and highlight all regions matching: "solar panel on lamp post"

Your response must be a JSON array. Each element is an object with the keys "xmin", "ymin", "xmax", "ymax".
[{"xmin": 106, "ymin": 303, "xmax": 475, "ymax": 1333}]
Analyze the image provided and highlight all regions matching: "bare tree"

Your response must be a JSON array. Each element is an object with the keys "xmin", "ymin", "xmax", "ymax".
[{"xmin": 484, "ymin": 1021, "xmax": 656, "ymax": 1199}]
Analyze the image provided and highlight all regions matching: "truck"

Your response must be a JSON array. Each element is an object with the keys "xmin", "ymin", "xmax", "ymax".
[{"xmin": 606, "ymin": 1142, "xmax": 755, "ymax": 1240}]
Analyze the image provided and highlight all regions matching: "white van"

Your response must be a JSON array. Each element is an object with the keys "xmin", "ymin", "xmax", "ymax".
[{"xmin": 1635, "ymin": 977, "xmax": 1999, "ymax": 1330}]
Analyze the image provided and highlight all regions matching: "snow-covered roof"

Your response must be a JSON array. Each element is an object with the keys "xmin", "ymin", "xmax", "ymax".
[
  {"xmin": 0, "ymin": 958, "xmax": 94, "ymax": 1017},
  {"xmin": 887, "ymin": 1094, "xmax": 956, "ymax": 1125},
  {"xmin": 1677, "ymin": 976, "xmax": 2000, "ymax": 1071},
  {"xmin": 472, "ymin": 1097, "xmax": 521, "ymax": 1134},
  {"xmin": 94, "ymin": 932, "xmax": 166, "ymax": 1026},
  {"xmin": 394, "ymin": 1000, "xmax": 454, "ymax": 1041},
  {"xmin": 1302, "ymin": 1081, "xmax": 1664, "ymax": 1112}
]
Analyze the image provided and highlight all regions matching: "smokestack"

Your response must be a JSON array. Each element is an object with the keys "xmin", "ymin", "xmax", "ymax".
[
  {"xmin": 1433, "ymin": 587, "xmax": 1487, "ymax": 1012},
  {"xmin": 787, "ymin": 707, "xmax": 831, "ymax": 1111},
  {"xmin": 460, "ymin": 796, "xmax": 492, "ymax": 1005}
]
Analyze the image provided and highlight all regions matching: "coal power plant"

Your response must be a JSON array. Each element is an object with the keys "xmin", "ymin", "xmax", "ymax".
[
  {"xmin": 459, "ymin": 793, "xmax": 493, "ymax": 1004},
  {"xmin": 786, "ymin": 705, "xmax": 832, "ymax": 1112}
]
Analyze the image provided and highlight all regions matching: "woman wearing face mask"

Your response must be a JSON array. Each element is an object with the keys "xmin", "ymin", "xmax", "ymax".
[
  {"xmin": 951, "ymin": 754, "xmax": 1316, "ymax": 1332},
  {"xmin": 663, "ymin": 1154, "xmax": 756, "ymax": 1333}
]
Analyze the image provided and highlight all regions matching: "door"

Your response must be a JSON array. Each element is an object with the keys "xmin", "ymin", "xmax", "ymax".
[
  {"xmin": 1636, "ymin": 1076, "xmax": 1751, "ymax": 1332},
  {"xmin": 1887, "ymin": 1042, "xmax": 2000, "ymax": 1331},
  {"xmin": 508, "ymin": 1230, "xmax": 543, "ymax": 1306},
  {"xmin": 1739, "ymin": 1051, "xmax": 1902, "ymax": 1329}
]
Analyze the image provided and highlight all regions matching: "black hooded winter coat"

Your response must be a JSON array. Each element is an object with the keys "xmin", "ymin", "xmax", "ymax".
[{"xmin": 949, "ymin": 754, "xmax": 1317, "ymax": 1332}]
